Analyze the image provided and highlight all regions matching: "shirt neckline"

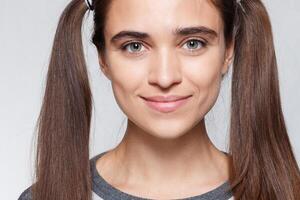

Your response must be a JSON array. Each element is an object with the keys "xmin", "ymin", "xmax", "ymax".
[{"xmin": 90, "ymin": 151, "xmax": 233, "ymax": 200}]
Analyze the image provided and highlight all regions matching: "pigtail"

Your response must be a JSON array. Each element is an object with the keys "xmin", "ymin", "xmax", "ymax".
[
  {"xmin": 32, "ymin": 0, "xmax": 93, "ymax": 199},
  {"xmin": 229, "ymin": 1, "xmax": 300, "ymax": 199}
]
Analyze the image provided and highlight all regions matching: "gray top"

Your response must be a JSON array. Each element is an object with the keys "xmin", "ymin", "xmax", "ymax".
[{"xmin": 18, "ymin": 151, "xmax": 233, "ymax": 200}]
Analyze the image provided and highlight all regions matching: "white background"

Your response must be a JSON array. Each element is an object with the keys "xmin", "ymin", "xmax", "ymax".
[{"xmin": 0, "ymin": 0, "xmax": 299, "ymax": 199}]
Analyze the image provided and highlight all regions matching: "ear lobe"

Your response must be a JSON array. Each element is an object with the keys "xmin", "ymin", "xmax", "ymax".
[
  {"xmin": 222, "ymin": 41, "xmax": 235, "ymax": 75},
  {"xmin": 98, "ymin": 52, "xmax": 112, "ymax": 80},
  {"xmin": 221, "ymin": 63, "xmax": 230, "ymax": 76}
]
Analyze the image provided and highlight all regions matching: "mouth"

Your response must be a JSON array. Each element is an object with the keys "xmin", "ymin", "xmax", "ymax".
[{"xmin": 140, "ymin": 95, "xmax": 192, "ymax": 113}]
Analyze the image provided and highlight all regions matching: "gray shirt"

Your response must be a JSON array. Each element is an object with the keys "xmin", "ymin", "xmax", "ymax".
[{"xmin": 18, "ymin": 151, "xmax": 234, "ymax": 200}]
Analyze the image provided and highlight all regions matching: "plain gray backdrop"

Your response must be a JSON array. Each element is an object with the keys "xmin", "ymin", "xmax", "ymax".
[{"xmin": 0, "ymin": 0, "xmax": 299, "ymax": 199}]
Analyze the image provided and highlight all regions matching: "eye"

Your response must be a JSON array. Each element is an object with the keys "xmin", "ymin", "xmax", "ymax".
[
  {"xmin": 122, "ymin": 42, "xmax": 146, "ymax": 53},
  {"xmin": 182, "ymin": 39, "xmax": 206, "ymax": 51}
]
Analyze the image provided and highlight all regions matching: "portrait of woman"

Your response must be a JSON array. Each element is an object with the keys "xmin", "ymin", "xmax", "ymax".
[{"xmin": 16, "ymin": 0, "xmax": 300, "ymax": 199}]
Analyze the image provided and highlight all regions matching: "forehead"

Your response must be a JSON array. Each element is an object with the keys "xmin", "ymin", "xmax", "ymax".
[{"xmin": 105, "ymin": 0, "xmax": 223, "ymax": 36}]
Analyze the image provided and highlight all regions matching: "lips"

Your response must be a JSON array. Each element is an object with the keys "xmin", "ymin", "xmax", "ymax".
[
  {"xmin": 140, "ymin": 95, "xmax": 192, "ymax": 113},
  {"xmin": 141, "ymin": 95, "xmax": 192, "ymax": 102}
]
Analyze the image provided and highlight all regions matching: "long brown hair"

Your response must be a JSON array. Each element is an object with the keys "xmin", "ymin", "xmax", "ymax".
[{"xmin": 31, "ymin": 0, "xmax": 300, "ymax": 199}]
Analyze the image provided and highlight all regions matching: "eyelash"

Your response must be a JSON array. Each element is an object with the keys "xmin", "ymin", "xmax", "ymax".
[{"xmin": 120, "ymin": 38, "xmax": 207, "ymax": 55}]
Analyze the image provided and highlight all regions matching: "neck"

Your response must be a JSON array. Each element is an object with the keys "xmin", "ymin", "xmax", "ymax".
[{"xmin": 103, "ymin": 118, "xmax": 230, "ymax": 187}]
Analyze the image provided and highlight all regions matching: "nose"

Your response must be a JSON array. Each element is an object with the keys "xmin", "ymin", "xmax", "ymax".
[{"xmin": 148, "ymin": 48, "xmax": 182, "ymax": 89}]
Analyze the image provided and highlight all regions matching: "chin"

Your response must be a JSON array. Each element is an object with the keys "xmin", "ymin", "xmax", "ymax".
[{"xmin": 140, "ymin": 120, "xmax": 194, "ymax": 140}]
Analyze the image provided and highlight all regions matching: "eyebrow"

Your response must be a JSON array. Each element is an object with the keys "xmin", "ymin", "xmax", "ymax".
[{"xmin": 110, "ymin": 26, "xmax": 218, "ymax": 43}]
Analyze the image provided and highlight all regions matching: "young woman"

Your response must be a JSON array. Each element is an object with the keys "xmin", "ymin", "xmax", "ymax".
[{"xmin": 18, "ymin": 0, "xmax": 300, "ymax": 199}]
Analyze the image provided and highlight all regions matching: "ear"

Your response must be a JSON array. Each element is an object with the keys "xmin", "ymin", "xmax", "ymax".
[
  {"xmin": 98, "ymin": 52, "xmax": 112, "ymax": 81},
  {"xmin": 221, "ymin": 40, "xmax": 235, "ymax": 75}
]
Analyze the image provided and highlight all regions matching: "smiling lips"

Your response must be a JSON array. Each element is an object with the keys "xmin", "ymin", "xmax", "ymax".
[{"xmin": 140, "ymin": 95, "xmax": 192, "ymax": 113}]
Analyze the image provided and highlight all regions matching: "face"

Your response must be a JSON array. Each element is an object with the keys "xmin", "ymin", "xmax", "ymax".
[{"xmin": 99, "ymin": 0, "xmax": 234, "ymax": 139}]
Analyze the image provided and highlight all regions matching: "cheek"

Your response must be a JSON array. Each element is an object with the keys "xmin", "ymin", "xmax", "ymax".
[
  {"xmin": 181, "ymin": 48, "xmax": 224, "ymax": 113},
  {"xmin": 106, "ymin": 54, "xmax": 147, "ymax": 114},
  {"xmin": 183, "ymin": 49, "xmax": 223, "ymax": 88}
]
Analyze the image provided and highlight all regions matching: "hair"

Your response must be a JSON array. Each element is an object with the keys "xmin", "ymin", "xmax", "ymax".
[{"xmin": 30, "ymin": 0, "xmax": 300, "ymax": 199}]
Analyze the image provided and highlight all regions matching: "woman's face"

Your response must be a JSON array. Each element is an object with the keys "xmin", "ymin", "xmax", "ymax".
[{"xmin": 99, "ymin": 0, "xmax": 233, "ymax": 139}]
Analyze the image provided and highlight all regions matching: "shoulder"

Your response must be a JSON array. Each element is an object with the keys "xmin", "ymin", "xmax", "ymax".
[
  {"xmin": 17, "ymin": 185, "xmax": 103, "ymax": 200},
  {"xmin": 17, "ymin": 153, "xmax": 103, "ymax": 200},
  {"xmin": 18, "ymin": 185, "xmax": 32, "ymax": 200}
]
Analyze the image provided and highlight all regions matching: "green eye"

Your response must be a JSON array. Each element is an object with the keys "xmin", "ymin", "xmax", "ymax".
[
  {"xmin": 183, "ymin": 39, "xmax": 206, "ymax": 50},
  {"xmin": 123, "ymin": 42, "xmax": 144, "ymax": 53},
  {"xmin": 121, "ymin": 39, "xmax": 206, "ymax": 55}
]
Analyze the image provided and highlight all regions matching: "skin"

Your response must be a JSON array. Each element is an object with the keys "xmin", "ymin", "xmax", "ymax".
[{"xmin": 96, "ymin": 0, "xmax": 234, "ymax": 198}]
